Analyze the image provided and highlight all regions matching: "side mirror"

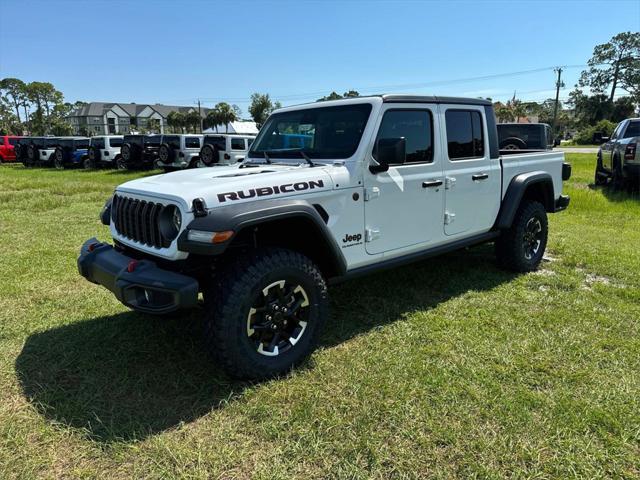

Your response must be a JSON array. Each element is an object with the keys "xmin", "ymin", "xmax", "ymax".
[{"xmin": 370, "ymin": 137, "xmax": 405, "ymax": 174}]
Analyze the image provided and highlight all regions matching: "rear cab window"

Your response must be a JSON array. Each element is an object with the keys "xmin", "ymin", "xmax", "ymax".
[
  {"xmin": 445, "ymin": 110, "xmax": 485, "ymax": 160},
  {"xmin": 623, "ymin": 121, "xmax": 640, "ymax": 138}
]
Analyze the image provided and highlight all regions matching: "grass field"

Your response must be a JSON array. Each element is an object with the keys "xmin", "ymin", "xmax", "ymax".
[{"xmin": 1, "ymin": 154, "xmax": 639, "ymax": 479}]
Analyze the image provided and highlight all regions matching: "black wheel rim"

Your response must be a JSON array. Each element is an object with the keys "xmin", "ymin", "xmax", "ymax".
[
  {"xmin": 202, "ymin": 147, "xmax": 212, "ymax": 165},
  {"xmin": 247, "ymin": 280, "xmax": 310, "ymax": 357},
  {"xmin": 523, "ymin": 217, "xmax": 542, "ymax": 260}
]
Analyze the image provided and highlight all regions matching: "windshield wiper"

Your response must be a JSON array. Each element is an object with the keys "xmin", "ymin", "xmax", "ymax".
[{"xmin": 295, "ymin": 149, "xmax": 316, "ymax": 167}]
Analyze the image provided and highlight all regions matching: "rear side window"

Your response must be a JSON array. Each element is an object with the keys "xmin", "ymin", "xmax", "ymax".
[
  {"xmin": 374, "ymin": 109, "xmax": 433, "ymax": 164},
  {"xmin": 231, "ymin": 138, "xmax": 246, "ymax": 150},
  {"xmin": 8, "ymin": 138, "xmax": 19, "ymax": 145},
  {"xmin": 624, "ymin": 121, "xmax": 640, "ymax": 138},
  {"xmin": 185, "ymin": 137, "xmax": 201, "ymax": 148},
  {"xmin": 204, "ymin": 136, "xmax": 225, "ymax": 149},
  {"xmin": 75, "ymin": 139, "xmax": 90, "ymax": 149},
  {"xmin": 162, "ymin": 135, "xmax": 180, "ymax": 148},
  {"xmin": 109, "ymin": 138, "xmax": 123, "ymax": 148},
  {"xmin": 446, "ymin": 110, "xmax": 484, "ymax": 159}
]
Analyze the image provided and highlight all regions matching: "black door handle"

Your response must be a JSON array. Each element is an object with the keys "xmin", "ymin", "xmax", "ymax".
[
  {"xmin": 472, "ymin": 173, "xmax": 489, "ymax": 181},
  {"xmin": 422, "ymin": 180, "xmax": 443, "ymax": 188}
]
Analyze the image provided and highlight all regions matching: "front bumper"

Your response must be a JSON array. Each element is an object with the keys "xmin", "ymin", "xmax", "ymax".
[{"xmin": 77, "ymin": 238, "xmax": 199, "ymax": 314}]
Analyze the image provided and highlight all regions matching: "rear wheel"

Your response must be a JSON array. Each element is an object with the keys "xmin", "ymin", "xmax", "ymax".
[
  {"xmin": 200, "ymin": 144, "xmax": 219, "ymax": 166},
  {"xmin": 496, "ymin": 201, "xmax": 548, "ymax": 272},
  {"xmin": 116, "ymin": 157, "xmax": 128, "ymax": 170},
  {"xmin": 83, "ymin": 156, "xmax": 96, "ymax": 169},
  {"xmin": 53, "ymin": 148, "xmax": 65, "ymax": 170},
  {"xmin": 594, "ymin": 152, "xmax": 608, "ymax": 186},
  {"xmin": 203, "ymin": 248, "xmax": 329, "ymax": 380},
  {"xmin": 611, "ymin": 155, "xmax": 626, "ymax": 190}
]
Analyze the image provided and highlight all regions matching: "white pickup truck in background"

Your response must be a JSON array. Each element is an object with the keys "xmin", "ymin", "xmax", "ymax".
[{"xmin": 78, "ymin": 95, "xmax": 571, "ymax": 379}]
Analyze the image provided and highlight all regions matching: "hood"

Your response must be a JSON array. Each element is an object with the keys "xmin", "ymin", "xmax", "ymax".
[{"xmin": 116, "ymin": 163, "xmax": 336, "ymax": 211}]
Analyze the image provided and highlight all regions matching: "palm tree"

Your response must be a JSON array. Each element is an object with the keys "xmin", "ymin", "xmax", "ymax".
[{"xmin": 214, "ymin": 102, "xmax": 238, "ymax": 133}]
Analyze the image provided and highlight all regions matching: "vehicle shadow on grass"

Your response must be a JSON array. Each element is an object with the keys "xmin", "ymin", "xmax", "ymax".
[
  {"xmin": 590, "ymin": 182, "xmax": 640, "ymax": 202},
  {"xmin": 15, "ymin": 244, "xmax": 515, "ymax": 443}
]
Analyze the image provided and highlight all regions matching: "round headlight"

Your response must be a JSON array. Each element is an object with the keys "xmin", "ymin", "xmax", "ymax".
[{"xmin": 159, "ymin": 205, "xmax": 181, "ymax": 241}]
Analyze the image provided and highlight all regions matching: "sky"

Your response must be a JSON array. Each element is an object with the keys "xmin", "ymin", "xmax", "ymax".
[{"xmin": 1, "ymin": 0, "xmax": 638, "ymax": 117}]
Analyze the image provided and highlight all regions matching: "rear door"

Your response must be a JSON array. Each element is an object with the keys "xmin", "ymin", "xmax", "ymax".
[
  {"xmin": 364, "ymin": 104, "xmax": 444, "ymax": 255},
  {"xmin": 441, "ymin": 106, "xmax": 501, "ymax": 237}
]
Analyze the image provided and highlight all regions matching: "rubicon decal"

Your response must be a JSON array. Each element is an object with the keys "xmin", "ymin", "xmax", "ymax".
[{"xmin": 217, "ymin": 180, "xmax": 325, "ymax": 202}]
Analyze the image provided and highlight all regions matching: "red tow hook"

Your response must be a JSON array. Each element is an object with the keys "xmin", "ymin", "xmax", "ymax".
[
  {"xmin": 127, "ymin": 260, "xmax": 139, "ymax": 273},
  {"xmin": 87, "ymin": 242, "xmax": 100, "ymax": 252}
]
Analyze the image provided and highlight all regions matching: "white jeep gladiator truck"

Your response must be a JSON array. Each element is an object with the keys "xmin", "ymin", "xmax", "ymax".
[{"xmin": 78, "ymin": 95, "xmax": 571, "ymax": 379}]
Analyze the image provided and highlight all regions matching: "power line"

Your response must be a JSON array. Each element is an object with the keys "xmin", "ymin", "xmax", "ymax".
[{"xmin": 157, "ymin": 64, "xmax": 599, "ymax": 106}]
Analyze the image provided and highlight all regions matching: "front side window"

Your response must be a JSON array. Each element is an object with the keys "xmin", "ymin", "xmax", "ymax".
[
  {"xmin": 611, "ymin": 122, "xmax": 625, "ymax": 140},
  {"xmin": 623, "ymin": 121, "xmax": 640, "ymax": 138},
  {"xmin": 91, "ymin": 138, "xmax": 105, "ymax": 149},
  {"xmin": 446, "ymin": 110, "xmax": 484, "ymax": 159},
  {"xmin": 185, "ymin": 137, "xmax": 201, "ymax": 148},
  {"xmin": 374, "ymin": 109, "xmax": 433, "ymax": 164},
  {"xmin": 249, "ymin": 103, "xmax": 372, "ymax": 159},
  {"xmin": 231, "ymin": 137, "xmax": 245, "ymax": 150}
]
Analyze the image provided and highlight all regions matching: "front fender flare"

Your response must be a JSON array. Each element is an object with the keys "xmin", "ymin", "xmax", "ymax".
[{"xmin": 177, "ymin": 198, "xmax": 347, "ymax": 275}]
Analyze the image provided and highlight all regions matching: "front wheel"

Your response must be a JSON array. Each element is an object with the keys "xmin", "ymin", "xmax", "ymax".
[
  {"xmin": 116, "ymin": 157, "xmax": 128, "ymax": 170},
  {"xmin": 203, "ymin": 248, "xmax": 329, "ymax": 380},
  {"xmin": 53, "ymin": 149, "xmax": 65, "ymax": 170},
  {"xmin": 594, "ymin": 153, "xmax": 608, "ymax": 186},
  {"xmin": 495, "ymin": 201, "xmax": 548, "ymax": 272}
]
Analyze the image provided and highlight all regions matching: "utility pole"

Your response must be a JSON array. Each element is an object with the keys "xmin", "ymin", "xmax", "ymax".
[
  {"xmin": 551, "ymin": 67, "xmax": 564, "ymax": 135},
  {"xmin": 197, "ymin": 99, "xmax": 203, "ymax": 133}
]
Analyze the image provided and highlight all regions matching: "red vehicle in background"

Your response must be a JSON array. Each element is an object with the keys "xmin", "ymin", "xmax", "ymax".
[{"xmin": 0, "ymin": 135, "xmax": 21, "ymax": 163}]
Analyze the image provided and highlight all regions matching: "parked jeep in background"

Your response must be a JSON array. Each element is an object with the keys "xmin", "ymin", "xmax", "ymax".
[
  {"xmin": 0, "ymin": 135, "xmax": 20, "ymax": 163},
  {"xmin": 87, "ymin": 135, "xmax": 124, "ymax": 169},
  {"xmin": 595, "ymin": 118, "xmax": 640, "ymax": 189},
  {"xmin": 156, "ymin": 134, "xmax": 203, "ymax": 172},
  {"xmin": 24, "ymin": 137, "xmax": 58, "ymax": 167},
  {"xmin": 497, "ymin": 123, "xmax": 556, "ymax": 150},
  {"xmin": 119, "ymin": 134, "xmax": 160, "ymax": 170},
  {"xmin": 53, "ymin": 137, "xmax": 90, "ymax": 169},
  {"xmin": 199, "ymin": 134, "xmax": 255, "ymax": 166},
  {"xmin": 78, "ymin": 95, "xmax": 571, "ymax": 380}
]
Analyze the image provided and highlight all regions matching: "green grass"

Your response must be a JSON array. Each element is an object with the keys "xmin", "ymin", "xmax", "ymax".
[{"xmin": 1, "ymin": 155, "xmax": 639, "ymax": 479}]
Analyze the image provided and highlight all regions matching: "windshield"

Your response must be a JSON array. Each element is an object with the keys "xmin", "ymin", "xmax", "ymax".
[{"xmin": 249, "ymin": 103, "xmax": 372, "ymax": 160}]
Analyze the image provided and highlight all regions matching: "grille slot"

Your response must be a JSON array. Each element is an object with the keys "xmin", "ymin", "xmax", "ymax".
[{"xmin": 112, "ymin": 194, "xmax": 172, "ymax": 248}]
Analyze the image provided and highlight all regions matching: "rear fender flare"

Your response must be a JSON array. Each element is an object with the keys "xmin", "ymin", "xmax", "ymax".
[{"xmin": 495, "ymin": 171, "xmax": 554, "ymax": 229}]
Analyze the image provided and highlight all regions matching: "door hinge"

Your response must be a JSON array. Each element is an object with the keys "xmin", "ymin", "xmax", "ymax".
[
  {"xmin": 364, "ymin": 186, "xmax": 380, "ymax": 201},
  {"xmin": 365, "ymin": 228, "xmax": 381, "ymax": 242},
  {"xmin": 445, "ymin": 177, "xmax": 456, "ymax": 189},
  {"xmin": 444, "ymin": 212, "xmax": 456, "ymax": 225}
]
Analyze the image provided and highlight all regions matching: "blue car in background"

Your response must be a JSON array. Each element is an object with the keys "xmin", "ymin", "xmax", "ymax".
[
  {"xmin": 281, "ymin": 133, "xmax": 313, "ymax": 149},
  {"xmin": 53, "ymin": 137, "xmax": 91, "ymax": 169}
]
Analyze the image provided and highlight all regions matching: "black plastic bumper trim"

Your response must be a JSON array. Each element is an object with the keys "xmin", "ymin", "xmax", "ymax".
[
  {"xmin": 555, "ymin": 194, "xmax": 570, "ymax": 212},
  {"xmin": 77, "ymin": 238, "xmax": 199, "ymax": 314},
  {"xmin": 562, "ymin": 162, "xmax": 572, "ymax": 181}
]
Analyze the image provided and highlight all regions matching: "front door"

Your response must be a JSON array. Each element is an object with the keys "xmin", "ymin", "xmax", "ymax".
[
  {"xmin": 602, "ymin": 120, "xmax": 625, "ymax": 170},
  {"xmin": 364, "ymin": 105, "xmax": 444, "ymax": 255},
  {"xmin": 441, "ymin": 106, "xmax": 501, "ymax": 237}
]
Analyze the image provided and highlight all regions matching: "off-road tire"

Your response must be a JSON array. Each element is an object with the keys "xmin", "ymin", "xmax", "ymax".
[
  {"xmin": 203, "ymin": 248, "xmax": 329, "ymax": 380},
  {"xmin": 53, "ymin": 148, "xmax": 65, "ymax": 170},
  {"xmin": 83, "ymin": 156, "xmax": 96, "ymax": 169},
  {"xmin": 88, "ymin": 146, "xmax": 101, "ymax": 163},
  {"xmin": 121, "ymin": 143, "xmax": 132, "ymax": 162},
  {"xmin": 26, "ymin": 145, "xmax": 37, "ymax": 164},
  {"xmin": 611, "ymin": 155, "xmax": 626, "ymax": 190},
  {"xmin": 116, "ymin": 157, "xmax": 128, "ymax": 170},
  {"xmin": 200, "ymin": 144, "xmax": 219, "ymax": 166},
  {"xmin": 594, "ymin": 152, "xmax": 608, "ymax": 186},
  {"xmin": 495, "ymin": 200, "xmax": 548, "ymax": 272},
  {"xmin": 158, "ymin": 143, "xmax": 175, "ymax": 163}
]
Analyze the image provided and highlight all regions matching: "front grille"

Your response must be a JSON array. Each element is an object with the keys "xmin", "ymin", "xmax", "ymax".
[{"xmin": 112, "ymin": 194, "xmax": 171, "ymax": 248}]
